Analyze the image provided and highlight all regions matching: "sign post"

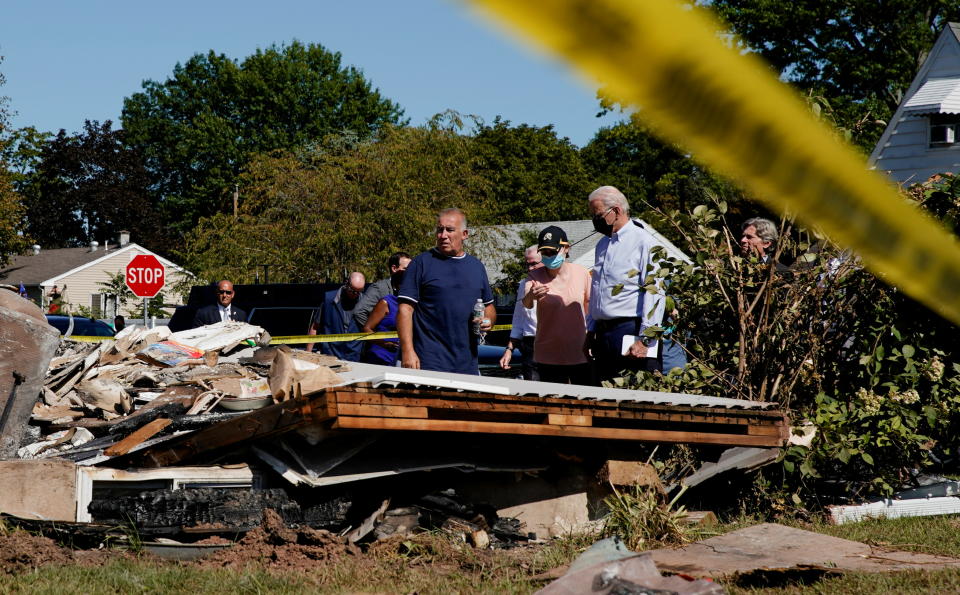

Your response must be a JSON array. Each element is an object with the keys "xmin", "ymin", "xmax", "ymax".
[{"xmin": 125, "ymin": 254, "xmax": 165, "ymax": 329}]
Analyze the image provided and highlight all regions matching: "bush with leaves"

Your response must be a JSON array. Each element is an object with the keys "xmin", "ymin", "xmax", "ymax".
[{"xmin": 619, "ymin": 178, "xmax": 960, "ymax": 506}]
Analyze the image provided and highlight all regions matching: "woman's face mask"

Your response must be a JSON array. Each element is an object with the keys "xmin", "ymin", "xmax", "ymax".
[{"xmin": 540, "ymin": 250, "xmax": 565, "ymax": 269}]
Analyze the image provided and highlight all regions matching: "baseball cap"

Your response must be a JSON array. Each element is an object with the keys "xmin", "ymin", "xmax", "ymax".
[{"xmin": 537, "ymin": 225, "xmax": 569, "ymax": 251}]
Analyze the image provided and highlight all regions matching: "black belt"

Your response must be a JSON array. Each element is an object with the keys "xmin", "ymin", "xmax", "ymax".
[{"xmin": 594, "ymin": 317, "xmax": 640, "ymax": 332}]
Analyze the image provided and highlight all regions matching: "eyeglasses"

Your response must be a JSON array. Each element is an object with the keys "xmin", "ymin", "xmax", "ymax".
[
  {"xmin": 525, "ymin": 261, "xmax": 540, "ymax": 268},
  {"xmin": 217, "ymin": 290, "xmax": 234, "ymax": 295},
  {"xmin": 539, "ymin": 248, "xmax": 559, "ymax": 257},
  {"xmin": 343, "ymin": 286, "xmax": 362, "ymax": 296}
]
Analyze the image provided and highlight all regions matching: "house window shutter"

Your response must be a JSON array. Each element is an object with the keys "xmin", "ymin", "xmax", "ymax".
[{"xmin": 90, "ymin": 294, "xmax": 103, "ymax": 318}]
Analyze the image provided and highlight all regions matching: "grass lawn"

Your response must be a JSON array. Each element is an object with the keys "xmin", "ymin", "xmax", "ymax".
[{"xmin": 2, "ymin": 515, "xmax": 960, "ymax": 593}]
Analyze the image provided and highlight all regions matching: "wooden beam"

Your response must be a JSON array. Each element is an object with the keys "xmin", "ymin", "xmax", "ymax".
[
  {"xmin": 332, "ymin": 416, "xmax": 786, "ymax": 447},
  {"xmin": 332, "ymin": 390, "xmax": 782, "ymax": 427},
  {"xmin": 547, "ymin": 414, "xmax": 592, "ymax": 426},
  {"xmin": 104, "ymin": 418, "xmax": 172, "ymax": 456},
  {"xmin": 337, "ymin": 402, "xmax": 428, "ymax": 419}
]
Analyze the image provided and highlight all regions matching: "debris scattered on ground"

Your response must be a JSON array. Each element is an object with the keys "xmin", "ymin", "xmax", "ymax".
[
  {"xmin": 539, "ymin": 536, "xmax": 725, "ymax": 594},
  {"xmin": 647, "ymin": 523, "xmax": 960, "ymax": 578}
]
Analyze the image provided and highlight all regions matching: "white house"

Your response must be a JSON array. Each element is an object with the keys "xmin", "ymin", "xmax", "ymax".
[
  {"xmin": 0, "ymin": 232, "xmax": 192, "ymax": 318},
  {"xmin": 870, "ymin": 23, "xmax": 960, "ymax": 185}
]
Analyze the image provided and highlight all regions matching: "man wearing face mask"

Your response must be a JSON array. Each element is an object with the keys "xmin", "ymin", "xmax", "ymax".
[
  {"xmin": 588, "ymin": 186, "xmax": 668, "ymax": 384},
  {"xmin": 360, "ymin": 252, "xmax": 412, "ymax": 366},
  {"xmin": 354, "ymin": 252, "xmax": 413, "ymax": 328},
  {"xmin": 522, "ymin": 226, "xmax": 593, "ymax": 384}
]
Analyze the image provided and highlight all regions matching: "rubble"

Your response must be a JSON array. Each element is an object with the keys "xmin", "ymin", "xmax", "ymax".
[{"xmin": 3, "ymin": 316, "xmax": 794, "ymax": 551}]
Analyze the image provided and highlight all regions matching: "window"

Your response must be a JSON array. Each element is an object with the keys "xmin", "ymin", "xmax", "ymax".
[{"xmin": 929, "ymin": 114, "xmax": 960, "ymax": 148}]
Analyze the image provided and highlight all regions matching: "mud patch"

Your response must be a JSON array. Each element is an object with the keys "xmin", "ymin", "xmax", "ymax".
[
  {"xmin": 0, "ymin": 530, "xmax": 73, "ymax": 574},
  {"xmin": 199, "ymin": 509, "xmax": 361, "ymax": 573}
]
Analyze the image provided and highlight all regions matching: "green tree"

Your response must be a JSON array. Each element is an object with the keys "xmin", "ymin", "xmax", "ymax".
[
  {"xmin": 122, "ymin": 41, "xmax": 406, "ymax": 237},
  {"xmin": 0, "ymin": 57, "xmax": 30, "ymax": 265},
  {"xmin": 705, "ymin": 0, "xmax": 957, "ymax": 148},
  {"xmin": 580, "ymin": 121, "xmax": 701, "ymax": 212},
  {"xmin": 179, "ymin": 120, "xmax": 492, "ymax": 284},
  {"xmin": 472, "ymin": 117, "xmax": 592, "ymax": 223},
  {"xmin": 20, "ymin": 120, "xmax": 161, "ymax": 250}
]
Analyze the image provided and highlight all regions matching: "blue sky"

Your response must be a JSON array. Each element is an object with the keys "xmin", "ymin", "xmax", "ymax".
[{"xmin": 1, "ymin": 0, "xmax": 623, "ymax": 147}]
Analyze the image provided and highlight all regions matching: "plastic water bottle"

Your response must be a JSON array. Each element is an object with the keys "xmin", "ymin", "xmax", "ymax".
[{"xmin": 472, "ymin": 298, "xmax": 485, "ymax": 335}]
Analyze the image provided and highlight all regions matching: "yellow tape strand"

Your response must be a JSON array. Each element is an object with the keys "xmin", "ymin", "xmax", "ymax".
[
  {"xmin": 468, "ymin": 0, "xmax": 960, "ymax": 326},
  {"xmin": 271, "ymin": 324, "xmax": 513, "ymax": 345},
  {"xmin": 64, "ymin": 325, "xmax": 515, "ymax": 345}
]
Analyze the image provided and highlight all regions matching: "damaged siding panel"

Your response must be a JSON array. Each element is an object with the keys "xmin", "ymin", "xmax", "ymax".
[{"xmin": 337, "ymin": 363, "xmax": 777, "ymax": 410}]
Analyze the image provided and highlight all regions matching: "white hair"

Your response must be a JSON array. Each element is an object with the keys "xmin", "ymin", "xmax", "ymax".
[{"xmin": 588, "ymin": 186, "xmax": 630, "ymax": 214}]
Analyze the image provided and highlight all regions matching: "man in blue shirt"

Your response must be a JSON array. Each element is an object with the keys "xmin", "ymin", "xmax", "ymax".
[
  {"xmin": 588, "ymin": 186, "xmax": 671, "ymax": 383},
  {"xmin": 305, "ymin": 272, "xmax": 365, "ymax": 361},
  {"xmin": 397, "ymin": 208, "xmax": 496, "ymax": 374}
]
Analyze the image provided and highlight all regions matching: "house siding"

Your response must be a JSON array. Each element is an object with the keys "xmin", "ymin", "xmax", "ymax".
[
  {"xmin": 51, "ymin": 248, "xmax": 189, "ymax": 316},
  {"xmin": 871, "ymin": 25, "xmax": 960, "ymax": 185}
]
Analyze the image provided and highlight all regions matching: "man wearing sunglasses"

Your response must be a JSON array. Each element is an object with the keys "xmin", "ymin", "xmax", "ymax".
[{"xmin": 193, "ymin": 280, "xmax": 247, "ymax": 327}]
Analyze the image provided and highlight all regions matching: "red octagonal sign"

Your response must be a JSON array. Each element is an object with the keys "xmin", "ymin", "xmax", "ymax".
[{"xmin": 125, "ymin": 254, "xmax": 165, "ymax": 298}]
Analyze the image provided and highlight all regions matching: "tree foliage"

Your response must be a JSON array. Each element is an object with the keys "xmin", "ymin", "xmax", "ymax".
[
  {"xmin": 581, "ymin": 121, "xmax": 702, "ymax": 214},
  {"xmin": 0, "ymin": 57, "xmax": 30, "ymax": 265},
  {"xmin": 18, "ymin": 120, "xmax": 161, "ymax": 250},
  {"xmin": 472, "ymin": 117, "xmax": 592, "ymax": 222},
  {"xmin": 179, "ymin": 121, "xmax": 493, "ymax": 284},
  {"xmin": 706, "ymin": 0, "xmax": 957, "ymax": 148},
  {"xmin": 622, "ymin": 177, "xmax": 960, "ymax": 503},
  {"xmin": 121, "ymin": 41, "xmax": 406, "ymax": 237}
]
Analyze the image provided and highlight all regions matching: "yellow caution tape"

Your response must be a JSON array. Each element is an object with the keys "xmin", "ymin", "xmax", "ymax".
[
  {"xmin": 271, "ymin": 324, "xmax": 513, "ymax": 345},
  {"xmin": 468, "ymin": 0, "xmax": 960, "ymax": 326},
  {"xmin": 62, "ymin": 325, "xmax": 515, "ymax": 345}
]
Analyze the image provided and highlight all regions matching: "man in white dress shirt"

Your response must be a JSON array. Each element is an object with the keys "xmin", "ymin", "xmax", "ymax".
[
  {"xmin": 587, "ymin": 186, "xmax": 667, "ymax": 384},
  {"xmin": 193, "ymin": 280, "xmax": 247, "ymax": 327}
]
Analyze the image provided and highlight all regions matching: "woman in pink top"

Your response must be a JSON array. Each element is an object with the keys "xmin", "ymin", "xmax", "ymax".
[{"xmin": 522, "ymin": 225, "xmax": 592, "ymax": 384}]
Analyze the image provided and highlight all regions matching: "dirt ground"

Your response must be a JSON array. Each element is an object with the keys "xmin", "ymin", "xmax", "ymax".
[
  {"xmin": 0, "ymin": 508, "xmax": 544, "ymax": 585},
  {"xmin": 198, "ymin": 509, "xmax": 362, "ymax": 573},
  {"xmin": 0, "ymin": 529, "xmax": 135, "ymax": 574}
]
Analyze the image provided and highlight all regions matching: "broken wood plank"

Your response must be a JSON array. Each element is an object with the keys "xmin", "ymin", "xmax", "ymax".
[
  {"xmin": 119, "ymin": 398, "xmax": 322, "ymax": 468},
  {"xmin": 104, "ymin": 418, "xmax": 172, "ymax": 456},
  {"xmin": 332, "ymin": 416, "xmax": 786, "ymax": 447}
]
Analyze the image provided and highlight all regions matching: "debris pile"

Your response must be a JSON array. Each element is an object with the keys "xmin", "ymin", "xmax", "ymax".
[{"xmin": 3, "ymin": 313, "xmax": 791, "ymax": 554}]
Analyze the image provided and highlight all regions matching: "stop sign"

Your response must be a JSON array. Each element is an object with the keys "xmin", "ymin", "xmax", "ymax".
[{"xmin": 125, "ymin": 254, "xmax": 165, "ymax": 298}]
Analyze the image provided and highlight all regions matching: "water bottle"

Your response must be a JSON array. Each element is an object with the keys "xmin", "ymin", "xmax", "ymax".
[{"xmin": 472, "ymin": 298, "xmax": 485, "ymax": 335}]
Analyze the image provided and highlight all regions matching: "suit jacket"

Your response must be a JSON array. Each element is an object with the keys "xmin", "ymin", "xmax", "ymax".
[{"xmin": 193, "ymin": 304, "xmax": 247, "ymax": 327}]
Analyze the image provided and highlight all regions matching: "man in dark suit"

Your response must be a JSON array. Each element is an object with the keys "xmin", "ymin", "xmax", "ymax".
[{"xmin": 193, "ymin": 280, "xmax": 247, "ymax": 327}]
